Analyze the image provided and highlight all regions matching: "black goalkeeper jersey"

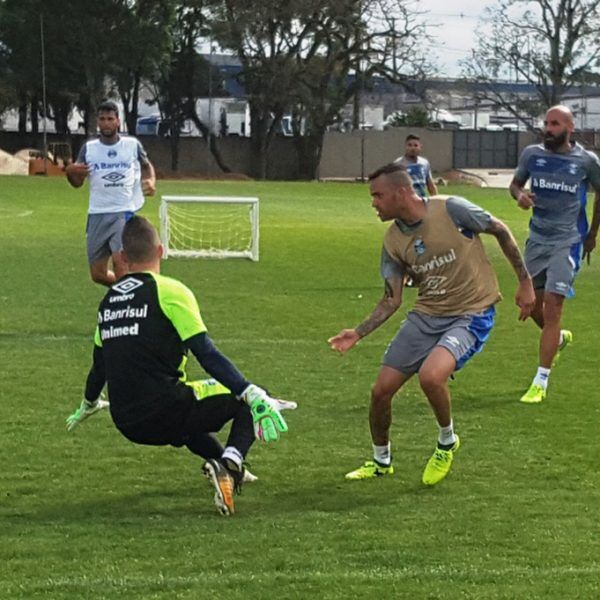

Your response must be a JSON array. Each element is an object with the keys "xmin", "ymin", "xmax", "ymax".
[{"xmin": 92, "ymin": 271, "xmax": 207, "ymax": 426}]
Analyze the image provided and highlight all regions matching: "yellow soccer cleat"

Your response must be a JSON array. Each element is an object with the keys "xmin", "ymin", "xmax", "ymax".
[
  {"xmin": 422, "ymin": 436, "xmax": 460, "ymax": 486},
  {"xmin": 520, "ymin": 383, "xmax": 547, "ymax": 404},
  {"xmin": 345, "ymin": 460, "xmax": 394, "ymax": 480}
]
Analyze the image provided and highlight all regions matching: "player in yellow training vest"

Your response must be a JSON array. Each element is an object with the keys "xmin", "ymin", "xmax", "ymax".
[{"xmin": 329, "ymin": 163, "xmax": 535, "ymax": 486}]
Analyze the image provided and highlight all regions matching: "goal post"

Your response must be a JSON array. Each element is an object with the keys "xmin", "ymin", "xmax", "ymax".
[{"xmin": 159, "ymin": 195, "xmax": 259, "ymax": 261}]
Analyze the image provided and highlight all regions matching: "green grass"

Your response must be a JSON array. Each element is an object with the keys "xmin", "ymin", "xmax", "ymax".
[{"xmin": 1, "ymin": 175, "xmax": 599, "ymax": 599}]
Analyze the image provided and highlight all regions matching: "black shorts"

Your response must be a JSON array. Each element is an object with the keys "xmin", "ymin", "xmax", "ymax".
[{"xmin": 116, "ymin": 388, "xmax": 249, "ymax": 449}]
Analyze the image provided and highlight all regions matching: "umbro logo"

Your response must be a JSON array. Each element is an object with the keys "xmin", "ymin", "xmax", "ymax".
[
  {"xmin": 446, "ymin": 336, "xmax": 460, "ymax": 347},
  {"xmin": 112, "ymin": 277, "xmax": 143, "ymax": 295},
  {"xmin": 535, "ymin": 158, "xmax": 547, "ymax": 166},
  {"xmin": 102, "ymin": 172, "xmax": 125, "ymax": 183}
]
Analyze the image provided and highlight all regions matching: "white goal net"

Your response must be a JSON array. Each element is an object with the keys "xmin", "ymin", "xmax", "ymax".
[{"xmin": 159, "ymin": 195, "xmax": 259, "ymax": 261}]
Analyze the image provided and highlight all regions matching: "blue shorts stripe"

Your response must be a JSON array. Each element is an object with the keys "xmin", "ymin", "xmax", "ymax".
[{"xmin": 455, "ymin": 306, "xmax": 496, "ymax": 371}]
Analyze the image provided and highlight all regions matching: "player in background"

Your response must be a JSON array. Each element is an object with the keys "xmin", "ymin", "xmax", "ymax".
[
  {"xmin": 329, "ymin": 163, "xmax": 534, "ymax": 486},
  {"xmin": 65, "ymin": 216, "xmax": 296, "ymax": 516},
  {"xmin": 509, "ymin": 105, "xmax": 600, "ymax": 404},
  {"xmin": 394, "ymin": 134, "xmax": 438, "ymax": 287},
  {"xmin": 395, "ymin": 134, "xmax": 438, "ymax": 198},
  {"xmin": 65, "ymin": 100, "xmax": 156, "ymax": 287}
]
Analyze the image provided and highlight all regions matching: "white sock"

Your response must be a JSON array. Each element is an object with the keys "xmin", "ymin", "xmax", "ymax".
[
  {"xmin": 533, "ymin": 367, "xmax": 551, "ymax": 390},
  {"xmin": 373, "ymin": 443, "xmax": 391, "ymax": 466},
  {"xmin": 438, "ymin": 420, "xmax": 457, "ymax": 447},
  {"xmin": 222, "ymin": 446, "xmax": 243, "ymax": 470}
]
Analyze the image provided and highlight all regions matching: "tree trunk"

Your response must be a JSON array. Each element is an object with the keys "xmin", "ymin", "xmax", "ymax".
[
  {"xmin": 249, "ymin": 105, "xmax": 272, "ymax": 179},
  {"xmin": 122, "ymin": 73, "xmax": 141, "ymax": 135},
  {"xmin": 294, "ymin": 131, "xmax": 324, "ymax": 180},
  {"xmin": 18, "ymin": 96, "xmax": 27, "ymax": 134},
  {"xmin": 187, "ymin": 110, "xmax": 232, "ymax": 173},
  {"xmin": 170, "ymin": 127, "xmax": 180, "ymax": 171},
  {"xmin": 30, "ymin": 96, "xmax": 39, "ymax": 135}
]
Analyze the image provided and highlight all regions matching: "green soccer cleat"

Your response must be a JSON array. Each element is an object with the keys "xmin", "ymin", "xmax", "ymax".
[
  {"xmin": 553, "ymin": 329, "xmax": 573, "ymax": 366},
  {"xmin": 345, "ymin": 460, "xmax": 394, "ymax": 480},
  {"xmin": 422, "ymin": 436, "xmax": 460, "ymax": 486},
  {"xmin": 520, "ymin": 383, "xmax": 547, "ymax": 404}
]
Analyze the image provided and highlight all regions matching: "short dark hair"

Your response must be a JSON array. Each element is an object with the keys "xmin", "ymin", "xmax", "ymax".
[
  {"xmin": 368, "ymin": 162, "xmax": 408, "ymax": 181},
  {"xmin": 405, "ymin": 134, "xmax": 420, "ymax": 142},
  {"xmin": 97, "ymin": 100, "xmax": 119, "ymax": 117},
  {"xmin": 122, "ymin": 216, "xmax": 160, "ymax": 263}
]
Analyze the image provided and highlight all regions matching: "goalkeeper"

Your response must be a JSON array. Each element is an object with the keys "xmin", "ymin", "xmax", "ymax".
[{"xmin": 66, "ymin": 215, "xmax": 295, "ymax": 516}]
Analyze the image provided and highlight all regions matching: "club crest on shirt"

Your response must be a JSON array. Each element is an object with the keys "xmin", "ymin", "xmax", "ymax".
[{"xmin": 414, "ymin": 238, "xmax": 426, "ymax": 255}]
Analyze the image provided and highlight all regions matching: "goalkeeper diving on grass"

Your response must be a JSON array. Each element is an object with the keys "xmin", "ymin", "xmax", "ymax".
[{"xmin": 66, "ymin": 215, "xmax": 295, "ymax": 516}]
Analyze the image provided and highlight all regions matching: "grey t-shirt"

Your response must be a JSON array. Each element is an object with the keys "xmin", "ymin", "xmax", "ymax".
[
  {"xmin": 380, "ymin": 196, "xmax": 492, "ymax": 279},
  {"xmin": 514, "ymin": 142, "xmax": 600, "ymax": 244}
]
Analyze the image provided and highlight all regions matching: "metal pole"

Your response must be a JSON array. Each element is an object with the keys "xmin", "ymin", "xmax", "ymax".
[
  {"xmin": 40, "ymin": 13, "xmax": 48, "ymax": 174},
  {"xmin": 207, "ymin": 43, "xmax": 214, "ymax": 144}
]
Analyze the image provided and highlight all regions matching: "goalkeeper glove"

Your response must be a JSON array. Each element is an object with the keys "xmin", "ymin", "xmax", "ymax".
[
  {"xmin": 66, "ymin": 394, "xmax": 109, "ymax": 432},
  {"xmin": 241, "ymin": 384, "xmax": 297, "ymax": 442}
]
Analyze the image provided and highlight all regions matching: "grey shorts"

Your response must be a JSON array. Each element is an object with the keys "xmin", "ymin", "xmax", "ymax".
[
  {"xmin": 383, "ymin": 307, "xmax": 496, "ymax": 375},
  {"xmin": 524, "ymin": 239, "xmax": 579, "ymax": 297},
  {"xmin": 86, "ymin": 212, "xmax": 133, "ymax": 264}
]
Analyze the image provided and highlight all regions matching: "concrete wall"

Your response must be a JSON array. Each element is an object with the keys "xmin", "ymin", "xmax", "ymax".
[
  {"xmin": 0, "ymin": 132, "xmax": 300, "ymax": 180},
  {"xmin": 0, "ymin": 128, "xmax": 559, "ymax": 181},
  {"xmin": 319, "ymin": 127, "xmax": 454, "ymax": 179}
]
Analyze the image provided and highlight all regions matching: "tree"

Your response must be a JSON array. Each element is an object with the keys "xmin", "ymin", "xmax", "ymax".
[
  {"xmin": 210, "ymin": 0, "xmax": 303, "ymax": 179},
  {"xmin": 108, "ymin": 0, "xmax": 175, "ymax": 134},
  {"xmin": 147, "ymin": 1, "xmax": 230, "ymax": 171},
  {"xmin": 0, "ymin": 0, "xmax": 44, "ymax": 133},
  {"xmin": 384, "ymin": 106, "xmax": 430, "ymax": 128},
  {"xmin": 288, "ymin": 0, "xmax": 430, "ymax": 179},
  {"xmin": 210, "ymin": 0, "xmax": 430, "ymax": 179},
  {"xmin": 462, "ymin": 0, "xmax": 600, "ymax": 128}
]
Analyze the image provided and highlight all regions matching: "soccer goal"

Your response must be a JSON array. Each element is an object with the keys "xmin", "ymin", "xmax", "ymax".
[{"xmin": 160, "ymin": 195, "xmax": 259, "ymax": 261}]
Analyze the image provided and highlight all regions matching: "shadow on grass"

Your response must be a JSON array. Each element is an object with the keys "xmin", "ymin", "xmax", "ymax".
[{"xmin": 6, "ymin": 470, "xmax": 442, "ymax": 527}]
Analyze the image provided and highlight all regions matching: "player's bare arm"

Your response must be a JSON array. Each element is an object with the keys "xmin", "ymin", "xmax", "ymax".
[
  {"xmin": 65, "ymin": 162, "xmax": 89, "ymax": 188},
  {"xmin": 486, "ymin": 216, "xmax": 535, "ymax": 319},
  {"xmin": 583, "ymin": 190, "xmax": 600, "ymax": 264},
  {"xmin": 509, "ymin": 177, "xmax": 535, "ymax": 210},
  {"xmin": 141, "ymin": 160, "xmax": 156, "ymax": 196},
  {"xmin": 426, "ymin": 174, "xmax": 438, "ymax": 196},
  {"xmin": 328, "ymin": 276, "xmax": 403, "ymax": 354}
]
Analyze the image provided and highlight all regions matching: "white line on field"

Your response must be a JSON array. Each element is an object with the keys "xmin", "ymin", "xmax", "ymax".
[{"xmin": 35, "ymin": 564, "xmax": 600, "ymax": 588}]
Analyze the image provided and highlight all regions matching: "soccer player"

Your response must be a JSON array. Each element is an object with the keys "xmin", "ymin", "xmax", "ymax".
[
  {"xmin": 66, "ymin": 378, "xmax": 263, "ymax": 484},
  {"xmin": 65, "ymin": 100, "xmax": 156, "ymax": 287},
  {"xmin": 394, "ymin": 134, "xmax": 438, "ymax": 198},
  {"xmin": 509, "ymin": 105, "xmax": 600, "ymax": 404},
  {"xmin": 328, "ymin": 163, "xmax": 534, "ymax": 486},
  {"xmin": 66, "ymin": 216, "xmax": 296, "ymax": 516}
]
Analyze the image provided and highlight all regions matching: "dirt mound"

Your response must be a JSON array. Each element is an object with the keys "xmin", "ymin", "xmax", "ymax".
[{"xmin": 0, "ymin": 149, "xmax": 28, "ymax": 175}]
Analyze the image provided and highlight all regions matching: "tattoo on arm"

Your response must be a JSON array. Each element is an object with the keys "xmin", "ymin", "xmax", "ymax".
[
  {"xmin": 487, "ymin": 217, "xmax": 530, "ymax": 281},
  {"xmin": 355, "ymin": 278, "xmax": 403, "ymax": 338}
]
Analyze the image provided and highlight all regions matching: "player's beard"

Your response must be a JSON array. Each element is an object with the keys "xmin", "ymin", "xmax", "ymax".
[{"xmin": 543, "ymin": 130, "xmax": 567, "ymax": 151}]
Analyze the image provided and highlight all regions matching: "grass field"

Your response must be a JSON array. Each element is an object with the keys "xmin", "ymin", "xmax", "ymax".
[{"xmin": 1, "ymin": 175, "xmax": 599, "ymax": 599}]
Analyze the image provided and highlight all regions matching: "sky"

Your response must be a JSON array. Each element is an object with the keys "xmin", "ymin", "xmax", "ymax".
[{"xmin": 416, "ymin": 0, "xmax": 494, "ymax": 77}]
